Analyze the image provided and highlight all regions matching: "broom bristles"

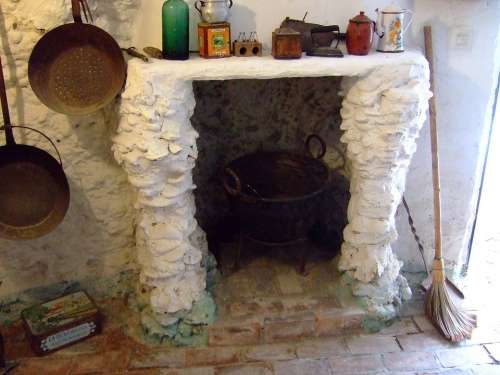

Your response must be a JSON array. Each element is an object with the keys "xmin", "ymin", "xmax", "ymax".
[{"xmin": 425, "ymin": 261, "xmax": 477, "ymax": 342}]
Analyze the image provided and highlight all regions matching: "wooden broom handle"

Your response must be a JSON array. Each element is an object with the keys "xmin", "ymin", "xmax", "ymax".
[{"xmin": 424, "ymin": 26, "xmax": 443, "ymax": 260}]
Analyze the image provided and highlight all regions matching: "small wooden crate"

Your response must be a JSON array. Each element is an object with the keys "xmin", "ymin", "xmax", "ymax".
[
  {"xmin": 198, "ymin": 22, "xmax": 231, "ymax": 58},
  {"xmin": 272, "ymin": 27, "xmax": 302, "ymax": 59},
  {"xmin": 233, "ymin": 41, "xmax": 262, "ymax": 57},
  {"xmin": 21, "ymin": 291, "xmax": 102, "ymax": 356}
]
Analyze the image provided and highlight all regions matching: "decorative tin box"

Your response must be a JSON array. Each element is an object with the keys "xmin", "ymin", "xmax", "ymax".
[
  {"xmin": 21, "ymin": 291, "xmax": 102, "ymax": 356},
  {"xmin": 198, "ymin": 22, "xmax": 231, "ymax": 58}
]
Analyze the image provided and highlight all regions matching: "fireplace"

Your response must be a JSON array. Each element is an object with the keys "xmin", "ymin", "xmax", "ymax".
[
  {"xmin": 191, "ymin": 78, "xmax": 348, "ymax": 276},
  {"xmin": 112, "ymin": 53, "xmax": 431, "ymax": 336}
]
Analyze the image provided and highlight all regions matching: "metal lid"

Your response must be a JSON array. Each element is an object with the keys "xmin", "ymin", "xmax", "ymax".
[
  {"xmin": 350, "ymin": 11, "xmax": 373, "ymax": 24},
  {"xmin": 274, "ymin": 27, "xmax": 300, "ymax": 35},
  {"xmin": 380, "ymin": 4, "xmax": 404, "ymax": 13}
]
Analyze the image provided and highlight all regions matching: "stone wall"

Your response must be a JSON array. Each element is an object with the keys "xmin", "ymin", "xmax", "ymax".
[{"xmin": 0, "ymin": 0, "xmax": 140, "ymax": 297}]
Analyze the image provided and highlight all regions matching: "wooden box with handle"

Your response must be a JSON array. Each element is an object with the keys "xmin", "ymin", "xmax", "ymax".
[{"xmin": 272, "ymin": 27, "xmax": 302, "ymax": 59}]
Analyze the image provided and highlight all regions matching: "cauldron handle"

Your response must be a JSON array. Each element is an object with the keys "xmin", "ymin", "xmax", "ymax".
[
  {"xmin": 223, "ymin": 168, "xmax": 242, "ymax": 197},
  {"xmin": 306, "ymin": 134, "xmax": 326, "ymax": 159}
]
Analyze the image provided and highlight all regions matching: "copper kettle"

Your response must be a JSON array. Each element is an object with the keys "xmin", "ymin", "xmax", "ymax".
[{"xmin": 346, "ymin": 11, "xmax": 375, "ymax": 56}]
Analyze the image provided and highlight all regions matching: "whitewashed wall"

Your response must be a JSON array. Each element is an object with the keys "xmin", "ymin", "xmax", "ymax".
[
  {"xmin": 0, "ymin": 0, "xmax": 141, "ymax": 297},
  {"xmin": 396, "ymin": 0, "xmax": 500, "ymax": 272},
  {"xmin": 0, "ymin": 0, "xmax": 498, "ymax": 299}
]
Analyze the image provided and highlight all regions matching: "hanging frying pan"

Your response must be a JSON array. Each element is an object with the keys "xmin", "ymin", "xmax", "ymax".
[
  {"xmin": 28, "ymin": 0, "xmax": 126, "ymax": 115},
  {"xmin": 0, "ymin": 56, "xmax": 70, "ymax": 240}
]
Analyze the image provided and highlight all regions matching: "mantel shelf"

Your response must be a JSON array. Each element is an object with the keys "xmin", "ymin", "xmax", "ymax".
[{"xmin": 128, "ymin": 51, "xmax": 428, "ymax": 81}]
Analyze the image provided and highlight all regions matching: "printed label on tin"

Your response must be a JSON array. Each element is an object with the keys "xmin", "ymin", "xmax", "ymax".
[
  {"xmin": 22, "ymin": 291, "xmax": 98, "ymax": 335},
  {"xmin": 41, "ymin": 322, "xmax": 96, "ymax": 352},
  {"xmin": 207, "ymin": 28, "xmax": 230, "ymax": 57}
]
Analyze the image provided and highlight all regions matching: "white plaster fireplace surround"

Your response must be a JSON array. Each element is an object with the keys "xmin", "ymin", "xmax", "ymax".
[{"xmin": 112, "ymin": 52, "xmax": 431, "ymax": 327}]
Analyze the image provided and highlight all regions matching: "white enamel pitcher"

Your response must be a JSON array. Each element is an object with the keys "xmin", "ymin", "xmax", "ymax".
[{"xmin": 375, "ymin": 4, "xmax": 413, "ymax": 52}]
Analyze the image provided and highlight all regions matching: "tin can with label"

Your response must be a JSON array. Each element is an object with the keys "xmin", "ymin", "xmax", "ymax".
[
  {"xmin": 21, "ymin": 291, "xmax": 102, "ymax": 356},
  {"xmin": 198, "ymin": 22, "xmax": 231, "ymax": 58}
]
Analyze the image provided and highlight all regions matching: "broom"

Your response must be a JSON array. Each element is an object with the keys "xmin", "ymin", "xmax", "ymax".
[{"xmin": 424, "ymin": 26, "xmax": 477, "ymax": 342}]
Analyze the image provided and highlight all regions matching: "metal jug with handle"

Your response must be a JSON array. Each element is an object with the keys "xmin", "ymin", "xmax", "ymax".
[
  {"xmin": 195, "ymin": 0, "xmax": 233, "ymax": 23},
  {"xmin": 375, "ymin": 4, "xmax": 413, "ymax": 52}
]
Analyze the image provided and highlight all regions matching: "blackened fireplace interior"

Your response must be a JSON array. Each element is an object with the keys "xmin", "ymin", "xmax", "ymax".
[{"xmin": 190, "ymin": 77, "xmax": 350, "ymax": 289}]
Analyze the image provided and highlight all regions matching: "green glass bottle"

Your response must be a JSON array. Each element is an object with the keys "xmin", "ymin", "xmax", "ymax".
[{"xmin": 162, "ymin": 0, "xmax": 190, "ymax": 60}]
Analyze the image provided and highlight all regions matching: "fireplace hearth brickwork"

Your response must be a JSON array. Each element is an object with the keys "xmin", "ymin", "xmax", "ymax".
[{"xmin": 112, "ymin": 53, "xmax": 431, "ymax": 331}]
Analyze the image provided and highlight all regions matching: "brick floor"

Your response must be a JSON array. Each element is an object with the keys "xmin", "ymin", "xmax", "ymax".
[
  {"xmin": 328, "ymin": 353, "xmax": 386, "ymax": 374},
  {"xmin": 436, "ymin": 346, "xmax": 493, "ymax": 368},
  {"xmin": 376, "ymin": 317, "xmax": 420, "ymax": 336},
  {"xmin": 3, "ymin": 271, "xmax": 500, "ymax": 375},
  {"xmin": 346, "ymin": 335, "xmax": 401, "ymax": 354},
  {"xmin": 397, "ymin": 331, "xmax": 454, "ymax": 352},
  {"xmin": 217, "ymin": 363, "xmax": 273, "ymax": 375},
  {"xmin": 273, "ymin": 359, "xmax": 331, "ymax": 375},
  {"xmin": 242, "ymin": 343, "xmax": 296, "ymax": 362},
  {"xmin": 3, "ymin": 310, "xmax": 500, "ymax": 374},
  {"xmin": 485, "ymin": 343, "xmax": 500, "ymax": 362},
  {"xmin": 382, "ymin": 351, "xmax": 441, "ymax": 372},
  {"xmin": 295, "ymin": 338, "xmax": 347, "ymax": 358}
]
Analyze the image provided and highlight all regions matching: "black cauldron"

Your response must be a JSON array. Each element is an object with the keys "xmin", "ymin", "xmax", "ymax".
[{"xmin": 222, "ymin": 135, "xmax": 331, "ymax": 243}]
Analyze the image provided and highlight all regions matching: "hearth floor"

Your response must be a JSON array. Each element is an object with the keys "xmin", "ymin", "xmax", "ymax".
[
  {"xmin": 3, "ymin": 242, "xmax": 500, "ymax": 373},
  {"xmin": 212, "ymin": 240, "xmax": 346, "ymax": 323},
  {"xmin": 3, "ymin": 293, "xmax": 500, "ymax": 374}
]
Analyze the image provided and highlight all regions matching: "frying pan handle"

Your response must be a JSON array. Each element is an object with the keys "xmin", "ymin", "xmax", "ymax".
[
  {"xmin": 306, "ymin": 134, "xmax": 327, "ymax": 159},
  {"xmin": 72, "ymin": 0, "xmax": 83, "ymax": 23},
  {"xmin": 72, "ymin": 0, "xmax": 93, "ymax": 24},
  {"xmin": 223, "ymin": 168, "xmax": 242, "ymax": 197},
  {"xmin": 0, "ymin": 55, "xmax": 15, "ymax": 145},
  {"xmin": 5, "ymin": 126, "xmax": 65, "ymax": 167}
]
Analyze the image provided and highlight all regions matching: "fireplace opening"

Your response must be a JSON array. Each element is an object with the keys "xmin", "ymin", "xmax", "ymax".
[{"xmin": 191, "ymin": 77, "xmax": 350, "ymax": 313}]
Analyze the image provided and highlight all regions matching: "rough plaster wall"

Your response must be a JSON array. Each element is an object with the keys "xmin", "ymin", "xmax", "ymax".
[
  {"xmin": 395, "ymin": 0, "xmax": 500, "ymax": 272},
  {"xmin": 0, "ymin": 0, "xmax": 141, "ymax": 297}
]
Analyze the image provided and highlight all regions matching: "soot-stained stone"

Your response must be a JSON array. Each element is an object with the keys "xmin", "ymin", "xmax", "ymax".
[{"xmin": 191, "ymin": 77, "xmax": 346, "ymax": 241}]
